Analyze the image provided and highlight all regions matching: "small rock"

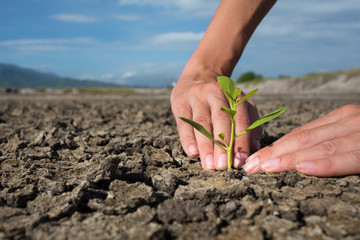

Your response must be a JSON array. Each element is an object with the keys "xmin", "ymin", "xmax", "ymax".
[
  {"xmin": 105, "ymin": 180, "xmax": 157, "ymax": 214},
  {"xmin": 299, "ymin": 198, "xmax": 331, "ymax": 217},
  {"xmin": 87, "ymin": 154, "xmax": 123, "ymax": 183},
  {"xmin": 3, "ymin": 184, "xmax": 36, "ymax": 208},
  {"xmin": 37, "ymin": 177, "xmax": 65, "ymax": 195},
  {"xmin": 4, "ymin": 135, "xmax": 27, "ymax": 152},
  {"xmin": 157, "ymin": 199, "xmax": 206, "ymax": 224},
  {"xmin": 27, "ymin": 180, "xmax": 89, "ymax": 219},
  {"xmin": 31, "ymin": 131, "xmax": 46, "ymax": 146},
  {"xmin": 147, "ymin": 167, "xmax": 179, "ymax": 195},
  {"xmin": 219, "ymin": 200, "xmax": 245, "ymax": 220},
  {"xmin": 142, "ymin": 145, "xmax": 175, "ymax": 167}
]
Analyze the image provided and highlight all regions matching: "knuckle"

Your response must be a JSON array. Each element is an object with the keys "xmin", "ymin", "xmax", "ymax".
[
  {"xmin": 177, "ymin": 118, "xmax": 192, "ymax": 128},
  {"xmin": 288, "ymin": 127, "xmax": 303, "ymax": 138},
  {"xmin": 266, "ymin": 147, "xmax": 275, "ymax": 158},
  {"xmin": 236, "ymin": 115, "xmax": 251, "ymax": 126},
  {"xmin": 216, "ymin": 112, "xmax": 231, "ymax": 123},
  {"xmin": 289, "ymin": 127, "xmax": 301, "ymax": 135},
  {"xmin": 170, "ymin": 93, "xmax": 180, "ymax": 106},
  {"xmin": 182, "ymin": 135, "xmax": 195, "ymax": 146},
  {"xmin": 319, "ymin": 140, "xmax": 337, "ymax": 156},
  {"xmin": 171, "ymin": 104, "xmax": 191, "ymax": 118},
  {"xmin": 350, "ymin": 150, "xmax": 360, "ymax": 165},
  {"xmin": 293, "ymin": 128, "xmax": 312, "ymax": 145},
  {"xmin": 323, "ymin": 158, "xmax": 336, "ymax": 175},
  {"xmin": 193, "ymin": 115, "xmax": 212, "ymax": 127},
  {"xmin": 261, "ymin": 145, "xmax": 275, "ymax": 159},
  {"xmin": 171, "ymin": 103, "xmax": 184, "ymax": 114}
]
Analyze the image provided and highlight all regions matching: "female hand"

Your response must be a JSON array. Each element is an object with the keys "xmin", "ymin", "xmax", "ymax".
[
  {"xmin": 243, "ymin": 104, "xmax": 360, "ymax": 177},
  {"xmin": 170, "ymin": 0, "xmax": 276, "ymax": 171},
  {"xmin": 171, "ymin": 68, "xmax": 261, "ymax": 171}
]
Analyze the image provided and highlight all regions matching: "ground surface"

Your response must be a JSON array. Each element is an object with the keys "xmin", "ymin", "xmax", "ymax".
[{"xmin": 1, "ymin": 92, "xmax": 360, "ymax": 240}]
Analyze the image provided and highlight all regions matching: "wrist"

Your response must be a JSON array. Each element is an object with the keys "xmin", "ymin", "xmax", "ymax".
[
  {"xmin": 179, "ymin": 58, "xmax": 217, "ymax": 82},
  {"xmin": 180, "ymin": 55, "xmax": 232, "ymax": 82}
]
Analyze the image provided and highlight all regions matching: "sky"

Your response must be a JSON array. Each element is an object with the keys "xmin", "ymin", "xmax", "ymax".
[{"xmin": 1, "ymin": 0, "xmax": 360, "ymax": 87}]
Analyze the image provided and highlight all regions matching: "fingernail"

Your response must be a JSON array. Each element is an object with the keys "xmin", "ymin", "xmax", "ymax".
[
  {"xmin": 217, "ymin": 153, "xmax": 228, "ymax": 170},
  {"xmin": 295, "ymin": 161, "xmax": 314, "ymax": 171},
  {"xmin": 234, "ymin": 152, "xmax": 247, "ymax": 169},
  {"xmin": 260, "ymin": 158, "xmax": 280, "ymax": 172},
  {"xmin": 205, "ymin": 154, "xmax": 215, "ymax": 169},
  {"xmin": 255, "ymin": 140, "xmax": 261, "ymax": 151},
  {"xmin": 188, "ymin": 144, "xmax": 198, "ymax": 156},
  {"xmin": 243, "ymin": 157, "xmax": 260, "ymax": 173}
]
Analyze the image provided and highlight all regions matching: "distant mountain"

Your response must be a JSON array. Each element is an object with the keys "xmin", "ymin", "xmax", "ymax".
[{"xmin": 0, "ymin": 63, "xmax": 121, "ymax": 88}]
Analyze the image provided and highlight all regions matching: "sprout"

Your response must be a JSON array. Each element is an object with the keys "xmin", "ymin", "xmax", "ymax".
[{"xmin": 179, "ymin": 76, "xmax": 286, "ymax": 170}]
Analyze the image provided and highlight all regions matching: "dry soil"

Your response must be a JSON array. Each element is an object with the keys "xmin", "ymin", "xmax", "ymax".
[{"xmin": 1, "ymin": 92, "xmax": 360, "ymax": 240}]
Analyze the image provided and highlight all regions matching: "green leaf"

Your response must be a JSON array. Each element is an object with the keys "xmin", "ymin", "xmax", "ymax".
[
  {"xmin": 179, "ymin": 117, "xmax": 226, "ymax": 149},
  {"xmin": 221, "ymin": 107, "xmax": 237, "ymax": 118},
  {"xmin": 217, "ymin": 76, "xmax": 237, "ymax": 103},
  {"xmin": 235, "ymin": 89, "xmax": 242, "ymax": 100},
  {"xmin": 236, "ymin": 88, "xmax": 258, "ymax": 105},
  {"xmin": 247, "ymin": 107, "xmax": 286, "ymax": 130},
  {"xmin": 218, "ymin": 133, "xmax": 225, "ymax": 140},
  {"xmin": 235, "ymin": 107, "xmax": 287, "ymax": 138}
]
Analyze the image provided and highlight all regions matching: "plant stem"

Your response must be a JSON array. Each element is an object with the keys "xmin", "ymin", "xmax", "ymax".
[{"xmin": 227, "ymin": 116, "xmax": 235, "ymax": 170}]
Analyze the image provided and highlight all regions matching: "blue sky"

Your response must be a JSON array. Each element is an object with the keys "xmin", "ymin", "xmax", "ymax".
[{"xmin": 1, "ymin": 0, "xmax": 360, "ymax": 87}]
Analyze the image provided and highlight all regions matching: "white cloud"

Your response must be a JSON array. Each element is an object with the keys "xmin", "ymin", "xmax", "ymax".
[
  {"xmin": 174, "ymin": 0, "xmax": 219, "ymax": 17},
  {"xmin": 118, "ymin": 0, "xmax": 360, "ymax": 19},
  {"xmin": 52, "ymin": 14, "xmax": 97, "ymax": 23},
  {"xmin": 122, "ymin": 71, "xmax": 136, "ymax": 78},
  {"xmin": 0, "ymin": 37, "xmax": 96, "ymax": 52},
  {"xmin": 99, "ymin": 73, "xmax": 115, "ymax": 80},
  {"xmin": 78, "ymin": 73, "xmax": 129, "ymax": 84},
  {"xmin": 118, "ymin": 0, "xmax": 219, "ymax": 17},
  {"xmin": 234, "ymin": 0, "xmax": 360, "ymax": 78},
  {"xmin": 113, "ymin": 14, "xmax": 142, "ymax": 21},
  {"xmin": 151, "ymin": 32, "xmax": 204, "ymax": 44},
  {"xmin": 254, "ymin": 0, "xmax": 360, "ymax": 42}
]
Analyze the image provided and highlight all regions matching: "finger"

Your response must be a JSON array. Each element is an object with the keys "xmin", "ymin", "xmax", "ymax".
[
  {"xmin": 233, "ymin": 99, "xmax": 252, "ymax": 169},
  {"xmin": 172, "ymin": 103, "xmax": 199, "ymax": 158},
  {"xmin": 256, "ymin": 118, "xmax": 357, "ymax": 161},
  {"xmin": 244, "ymin": 119, "xmax": 359, "ymax": 173},
  {"xmin": 276, "ymin": 104, "xmax": 360, "ymax": 145},
  {"xmin": 210, "ymin": 96, "xmax": 231, "ymax": 171},
  {"xmin": 295, "ymin": 151, "xmax": 360, "ymax": 177},
  {"xmin": 247, "ymin": 99, "xmax": 261, "ymax": 153},
  {"xmin": 191, "ymin": 101, "xmax": 216, "ymax": 170},
  {"xmin": 259, "ymin": 132, "xmax": 360, "ymax": 173}
]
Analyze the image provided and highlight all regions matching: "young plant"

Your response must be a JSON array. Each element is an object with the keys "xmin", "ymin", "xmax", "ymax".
[{"xmin": 179, "ymin": 76, "xmax": 286, "ymax": 171}]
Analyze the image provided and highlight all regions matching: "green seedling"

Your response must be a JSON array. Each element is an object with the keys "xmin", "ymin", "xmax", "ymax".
[{"xmin": 179, "ymin": 76, "xmax": 286, "ymax": 170}]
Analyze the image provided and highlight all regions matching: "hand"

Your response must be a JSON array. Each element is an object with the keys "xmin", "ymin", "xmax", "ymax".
[
  {"xmin": 171, "ymin": 68, "xmax": 261, "ymax": 171},
  {"xmin": 243, "ymin": 104, "xmax": 360, "ymax": 177},
  {"xmin": 169, "ymin": 0, "xmax": 276, "ymax": 171}
]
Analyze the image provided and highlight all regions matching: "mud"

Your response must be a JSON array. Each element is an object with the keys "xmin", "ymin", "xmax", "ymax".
[{"xmin": 1, "ymin": 93, "xmax": 360, "ymax": 240}]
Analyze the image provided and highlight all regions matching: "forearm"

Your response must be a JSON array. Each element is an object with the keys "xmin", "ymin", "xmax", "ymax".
[{"xmin": 186, "ymin": 0, "xmax": 276, "ymax": 77}]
